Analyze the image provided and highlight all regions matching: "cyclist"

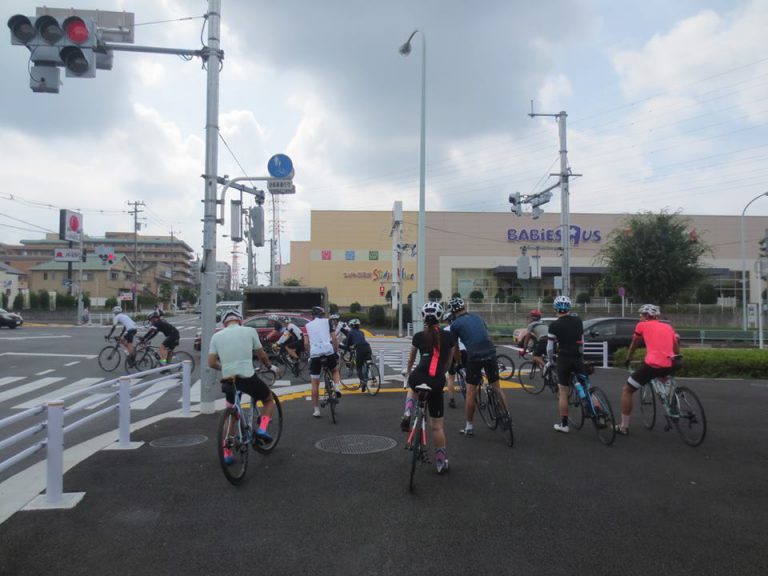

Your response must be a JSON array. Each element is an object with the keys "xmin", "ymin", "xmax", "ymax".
[
  {"xmin": 546, "ymin": 295, "xmax": 586, "ymax": 434},
  {"xmin": 138, "ymin": 311, "xmax": 180, "ymax": 365},
  {"xmin": 264, "ymin": 314, "xmax": 284, "ymax": 345},
  {"xmin": 344, "ymin": 318, "xmax": 373, "ymax": 389},
  {"xmin": 447, "ymin": 297, "xmax": 508, "ymax": 438},
  {"xmin": 105, "ymin": 306, "xmax": 138, "ymax": 361},
  {"xmin": 616, "ymin": 304, "xmax": 680, "ymax": 436},
  {"xmin": 330, "ymin": 314, "xmax": 350, "ymax": 348},
  {"xmin": 276, "ymin": 316, "xmax": 305, "ymax": 375},
  {"xmin": 520, "ymin": 310, "xmax": 550, "ymax": 371},
  {"xmin": 443, "ymin": 312, "xmax": 467, "ymax": 409},
  {"xmin": 400, "ymin": 301, "xmax": 455, "ymax": 474},
  {"xmin": 304, "ymin": 306, "xmax": 343, "ymax": 417},
  {"xmin": 208, "ymin": 309, "xmax": 279, "ymax": 463}
]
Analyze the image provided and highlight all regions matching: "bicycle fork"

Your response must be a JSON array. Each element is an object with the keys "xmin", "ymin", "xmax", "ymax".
[{"xmin": 406, "ymin": 413, "xmax": 430, "ymax": 463}]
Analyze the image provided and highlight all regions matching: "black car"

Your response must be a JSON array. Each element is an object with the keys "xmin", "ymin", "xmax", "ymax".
[
  {"xmin": 582, "ymin": 317, "xmax": 640, "ymax": 361},
  {"xmin": 0, "ymin": 308, "xmax": 23, "ymax": 329}
]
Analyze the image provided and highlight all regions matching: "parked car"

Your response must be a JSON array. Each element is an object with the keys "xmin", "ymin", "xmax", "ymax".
[
  {"xmin": 0, "ymin": 308, "xmax": 23, "ymax": 329},
  {"xmin": 194, "ymin": 313, "xmax": 311, "ymax": 350},
  {"xmin": 582, "ymin": 317, "xmax": 674, "ymax": 361}
]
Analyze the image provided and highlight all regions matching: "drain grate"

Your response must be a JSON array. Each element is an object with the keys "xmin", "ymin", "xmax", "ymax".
[
  {"xmin": 315, "ymin": 434, "xmax": 397, "ymax": 455},
  {"xmin": 149, "ymin": 434, "xmax": 208, "ymax": 448}
]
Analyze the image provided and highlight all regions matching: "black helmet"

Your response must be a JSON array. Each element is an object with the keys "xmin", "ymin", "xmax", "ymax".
[
  {"xmin": 311, "ymin": 306, "xmax": 325, "ymax": 317},
  {"xmin": 147, "ymin": 311, "xmax": 160, "ymax": 321}
]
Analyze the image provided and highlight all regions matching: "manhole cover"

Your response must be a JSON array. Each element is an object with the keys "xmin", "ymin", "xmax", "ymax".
[
  {"xmin": 149, "ymin": 434, "xmax": 208, "ymax": 448},
  {"xmin": 315, "ymin": 434, "xmax": 397, "ymax": 455}
]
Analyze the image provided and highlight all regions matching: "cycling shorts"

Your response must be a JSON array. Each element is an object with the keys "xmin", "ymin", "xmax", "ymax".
[
  {"xmin": 309, "ymin": 353, "xmax": 338, "ymax": 378},
  {"xmin": 123, "ymin": 329, "xmax": 138, "ymax": 343},
  {"xmin": 407, "ymin": 371, "xmax": 445, "ymax": 419},
  {"xmin": 284, "ymin": 335, "xmax": 304, "ymax": 354},
  {"xmin": 555, "ymin": 355, "xmax": 587, "ymax": 388},
  {"xmin": 465, "ymin": 354, "xmax": 499, "ymax": 385},
  {"xmin": 447, "ymin": 349, "xmax": 468, "ymax": 375},
  {"xmin": 162, "ymin": 335, "xmax": 180, "ymax": 350},
  {"xmin": 628, "ymin": 363, "xmax": 674, "ymax": 389},
  {"xmin": 533, "ymin": 338, "xmax": 547, "ymax": 357},
  {"xmin": 220, "ymin": 374, "xmax": 271, "ymax": 405}
]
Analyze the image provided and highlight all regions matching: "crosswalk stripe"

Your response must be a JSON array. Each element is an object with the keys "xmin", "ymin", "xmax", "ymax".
[
  {"xmin": 132, "ymin": 378, "xmax": 180, "ymax": 409},
  {"xmin": 13, "ymin": 378, "xmax": 105, "ymax": 410},
  {"xmin": 0, "ymin": 377, "xmax": 25, "ymax": 389},
  {"xmin": 0, "ymin": 377, "xmax": 66, "ymax": 404}
]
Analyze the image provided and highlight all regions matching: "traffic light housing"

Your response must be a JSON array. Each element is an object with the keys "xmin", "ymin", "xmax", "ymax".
[
  {"xmin": 107, "ymin": 252, "xmax": 114, "ymax": 265},
  {"xmin": 509, "ymin": 192, "xmax": 523, "ymax": 216}
]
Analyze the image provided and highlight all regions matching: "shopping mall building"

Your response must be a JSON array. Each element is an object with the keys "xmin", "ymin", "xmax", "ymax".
[{"xmin": 281, "ymin": 210, "xmax": 767, "ymax": 308}]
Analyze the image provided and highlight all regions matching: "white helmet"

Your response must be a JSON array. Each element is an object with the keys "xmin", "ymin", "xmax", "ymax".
[
  {"xmin": 112, "ymin": 306, "xmax": 122, "ymax": 314},
  {"xmin": 553, "ymin": 295, "xmax": 571, "ymax": 312},
  {"xmin": 268, "ymin": 314, "xmax": 280, "ymax": 322},
  {"xmin": 222, "ymin": 309, "xmax": 243, "ymax": 324},
  {"xmin": 639, "ymin": 304, "xmax": 660, "ymax": 317},
  {"xmin": 421, "ymin": 301, "xmax": 444, "ymax": 323}
]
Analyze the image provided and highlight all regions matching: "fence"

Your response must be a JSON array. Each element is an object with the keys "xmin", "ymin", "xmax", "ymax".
[{"xmin": 0, "ymin": 361, "xmax": 192, "ymax": 511}]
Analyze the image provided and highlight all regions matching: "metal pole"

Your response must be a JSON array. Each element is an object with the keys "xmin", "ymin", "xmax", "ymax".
[
  {"xmin": 199, "ymin": 0, "xmax": 222, "ymax": 414},
  {"xmin": 558, "ymin": 111, "xmax": 570, "ymax": 297},
  {"xmin": 414, "ymin": 31, "xmax": 427, "ymax": 333},
  {"xmin": 118, "ymin": 376, "xmax": 131, "ymax": 447},
  {"xmin": 77, "ymin": 219, "xmax": 84, "ymax": 324},
  {"xmin": 45, "ymin": 400, "xmax": 64, "ymax": 504},
  {"xmin": 740, "ymin": 192, "xmax": 768, "ymax": 330}
]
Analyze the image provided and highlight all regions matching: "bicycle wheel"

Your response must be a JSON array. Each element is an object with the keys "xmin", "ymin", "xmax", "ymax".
[
  {"xmin": 253, "ymin": 392, "xmax": 283, "ymax": 454},
  {"xmin": 518, "ymin": 361, "xmax": 545, "ymax": 395},
  {"xmin": 476, "ymin": 384, "xmax": 495, "ymax": 429},
  {"xmin": 169, "ymin": 350, "xmax": 196, "ymax": 373},
  {"xmin": 589, "ymin": 387, "xmax": 616, "ymax": 446},
  {"xmin": 496, "ymin": 354, "xmax": 515, "ymax": 381},
  {"xmin": 324, "ymin": 371, "xmax": 337, "ymax": 424},
  {"xmin": 486, "ymin": 387, "xmax": 501, "ymax": 431},
  {"xmin": 98, "ymin": 345, "xmax": 122, "ymax": 372},
  {"xmin": 364, "ymin": 362, "xmax": 381, "ymax": 396},
  {"xmin": 340, "ymin": 368, "xmax": 361, "ymax": 391},
  {"xmin": 671, "ymin": 386, "xmax": 707, "ymax": 447},
  {"xmin": 456, "ymin": 370, "xmax": 467, "ymax": 401},
  {"xmin": 127, "ymin": 348, "xmax": 155, "ymax": 374},
  {"xmin": 545, "ymin": 366, "xmax": 560, "ymax": 394},
  {"xmin": 408, "ymin": 414, "xmax": 423, "ymax": 494},
  {"xmin": 217, "ymin": 408, "xmax": 248, "ymax": 485},
  {"xmin": 639, "ymin": 384, "xmax": 656, "ymax": 430},
  {"xmin": 568, "ymin": 386, "xmax": 585, "ymax": 430}
]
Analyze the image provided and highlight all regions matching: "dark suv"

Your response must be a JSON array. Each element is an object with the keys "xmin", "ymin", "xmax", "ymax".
[{"xmin": 582, "ymin": 317, "xmax": 640, "ymax": 360}]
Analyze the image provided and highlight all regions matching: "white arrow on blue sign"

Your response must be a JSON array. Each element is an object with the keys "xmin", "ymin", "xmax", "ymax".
[{"xmin": 267, "ymin": 154, "xmax": 294, "ymax": 179}]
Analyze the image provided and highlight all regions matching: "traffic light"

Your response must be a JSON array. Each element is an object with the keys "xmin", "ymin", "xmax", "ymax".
[
  {"xmin": 82, "ymin": 248, "xmax": 87, "ymax": 262},
  {"xmin": 509, "ymin": 192, "xmax": 522, "ymax": 216},
  {"xmin": 7, "ymin": 13, "xmax": 97, "ymax": 92},
  {"xmin": 107, "ymin": 252, "xmax": 114, "ymax": 265}
]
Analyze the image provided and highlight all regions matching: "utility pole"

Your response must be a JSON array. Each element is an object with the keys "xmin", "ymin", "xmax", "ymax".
[
  {"xmin": 169, "ymin": 227, "xmax": 178, "ymax": 311},
  {"xmin": 128, "ymin": 200, "xmax": 145, "ymax": 312}
]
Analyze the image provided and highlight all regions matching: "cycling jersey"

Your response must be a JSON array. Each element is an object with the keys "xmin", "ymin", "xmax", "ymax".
[
  {"xmin": 449, "ymin": 313, "xmax": 495, "ymax": 361},
  {"xmin": 277, "ymin": 323, "xmax": 302, "ymax": 345},
  {"xmin": 142, "ymin": 319, "xmax": 179, "ymax": 342},
  {"xmin": 113, "ymin": 313, "xmax": 137, "ymax": 332},
  {"xmin": 305, "ymin": 317, "xmax": 335, "ymax": 358},
  {"xmin": 634, "ymin": 319, "xmax": 677, "ymax": 368},
  {"xmin": 547, "ymin": 315, "xmax": 583, "ymax": 359}
]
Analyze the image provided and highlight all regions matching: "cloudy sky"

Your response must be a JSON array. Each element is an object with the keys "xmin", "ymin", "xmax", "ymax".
[{"xmin": 1, "ymin": 0, "xmax": 766, "ymax": 284}]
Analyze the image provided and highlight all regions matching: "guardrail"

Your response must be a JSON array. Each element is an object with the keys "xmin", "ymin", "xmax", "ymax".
[{"xmin": 0, "ymin": 361, "xmax": 192, "ymax": 510}]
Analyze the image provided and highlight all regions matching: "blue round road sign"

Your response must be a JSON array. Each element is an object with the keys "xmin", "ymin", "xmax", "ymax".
[{"xmin": 267, "ymin": 154, "xmax": 294, "ymax": 179}]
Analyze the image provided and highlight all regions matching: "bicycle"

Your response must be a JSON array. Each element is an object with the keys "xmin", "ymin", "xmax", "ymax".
[
  {"xmin": 127, "ymin": 342, "xmax": 196, "ymax": 374},
  {"xmin": 637, "ymin": 356, "xmax": 706, "ymax": 446},
  {"xmin": 496, "ymin": 353, "xmax": 516, "ymax": 381},
  {"xmin": 97, "ymin": 335, "xmax": 133, "ymax": 372},
  {"xmin": 340, "ymin": 352, "xmax": 381, "ymax": 396},
  {"xmin": 518, "ymin": 356, "xmax": 558, "ymax": 395},
  {"xmin": 217, "ymin": 373, "xmax": 284, "ymax": 486},
  {"xmin": 405, "ymin": 383, "xmax": 433, "ymax": 493},
  {"xmin": 565, "ymin": 366, "xmax": 616, "ymax": 446},
  {"xmin": 474, "ymin": 377, "xmax": 514, "ymax": 447},
  {"xmin": 266, "ymin": 343, "xmax": 307, "ymax": 379},
  {"xmin": 318, "ymin": 356, "xmax": 340, "ymax": 424}
]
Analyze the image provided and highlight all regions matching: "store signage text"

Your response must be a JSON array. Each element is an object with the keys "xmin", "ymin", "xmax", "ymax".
[
  {"xmin": 507, "ymin": 225, "xmax": 602, "ymax": 245},
  {"xmin": 343, "ymin": 268, "xmax": 415, "ymax": 281}
]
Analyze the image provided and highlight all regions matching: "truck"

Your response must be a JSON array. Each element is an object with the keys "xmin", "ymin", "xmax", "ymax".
[{"xmin": 242, "ymin": 286, "xmax": 328, "ymax": 316}]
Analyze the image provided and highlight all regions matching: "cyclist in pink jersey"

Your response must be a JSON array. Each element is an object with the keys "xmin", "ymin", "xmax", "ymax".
[{"xmin": 616, "ymin": 304, "xmax": 679, "ymax": 435}]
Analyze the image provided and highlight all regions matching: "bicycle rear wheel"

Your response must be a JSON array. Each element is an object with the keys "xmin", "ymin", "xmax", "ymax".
[
  {"xmin": 169, "ymin": 350, "xmax": 196, "ymax": 372},
  {"xmin": 253, "ymin": 392, "xmax": 283, "ymax": 454},
  {"xmin": 364, "ymin": 362, "xmax": 381, "ymax": 395},
  {"xmin": 589, "ymin": 387, "xmax": 616, "ymax": 446},
  {"xmin": 408, "ymin": 414, "xmax": 423, "ymax": 494},
  {"xmin": 127, "ymin": 348, "xmax": 155, "ymax": 374},
  {"xmin": 671, "ymin": 386, "xmax": 707, "ymax": 447},
  {"xmin": 340, "ymin": 369, "xmax": 361, "ymax": 391},
  {"xmin": 217, "ymin": 409, "xmax": 248, "ymax": 485},
  {"xmin": 639, "ymin": 384, "xmax": 656, "ymax": 429},
  {"xmin": 476, "ymin": 384, "xmax": 496, "ymax": 429},
  {"xmin": 568, "ymin": 386, "xmax": 585, "ymax": 430},
  {"xmin": 496, "ymin": 354, "xmax": 515, "ymax": 381},
  {"xmin": 518, "ymin": 361, "xmax": 545, "ymax": 394},
  {"xmin": 98, "ymin": 345, "xmax": 122, "ymax": 372},
  {"xmin": 456, "ymin": 370, "xmax": 467, "ymax": 401},
  {"xmin": 324, "ymin": 371, "xmax": 337, "ymax": 424}
]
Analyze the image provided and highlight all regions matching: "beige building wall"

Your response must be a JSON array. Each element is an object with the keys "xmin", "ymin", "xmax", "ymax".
[{"xmin": 285, "ymin": 210, "xmax": 768, "ymax": 307}]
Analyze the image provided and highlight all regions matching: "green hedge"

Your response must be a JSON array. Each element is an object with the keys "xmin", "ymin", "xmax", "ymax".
[{"xmin": 613, "ymin": 347, "xmax": 768, "ymax": 379}]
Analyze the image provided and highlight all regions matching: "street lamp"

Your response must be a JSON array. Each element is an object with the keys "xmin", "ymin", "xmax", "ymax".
[
  {"xmin": 399, "ymin": 29, "xmax": 426, "ymax": 333},
  {"xmin": 740, "ymin": 191, "xmax": 768, "ymax": 330}
]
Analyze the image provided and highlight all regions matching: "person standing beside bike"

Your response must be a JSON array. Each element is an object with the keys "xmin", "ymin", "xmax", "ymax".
[
  {"xmin": 616, "ymin": 304, "xmax": 680, "ymax": 436},
  {"xmin": 447, "ymin": 297, "xmax": 507, "ymax": 438},
  {"xmin": 304, "ymin": 306, "xmax": 343, "ymax": 418},
  {"xmin": 443, "ymin": 312, "xmax": 467, "ymax": 409},
  {"xmin": 208, "ymin": 309, "xmax": 279, "ymax": 462},
  {"xmin": 344, "ymin": 318, "xmax": 372, "ymax": 389},
  {"xmin": 546, "ymin": 296, "xmax": 586, "ymax": 434},
  {"xmin": 139, "ymin": 311, "xmax": 180, "ymax": 365},
  {"xmin": 400, "ymin": 302, "xmax": 455, "ymax": 474},
  {"xmin": 106, "ymin": 306, "xmax": 138, "ymax": 362}
]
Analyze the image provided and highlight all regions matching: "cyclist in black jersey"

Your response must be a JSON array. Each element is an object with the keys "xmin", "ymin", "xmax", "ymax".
[
  {"xmin": 140, "ymin": 311, "xmax": 180, "ymax": 365},
  {"xmin": 546, "ymin": 296, "xmax": 586, "ymax": 433}
]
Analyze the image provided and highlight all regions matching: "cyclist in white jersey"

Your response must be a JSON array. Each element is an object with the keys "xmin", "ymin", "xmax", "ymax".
[
  {"xmin": 304, "ymin": 306, "xmax": 343, "ymax": 417},
  {"xmin": 105, "ymin": 306, "xmax": 138, "ymax": 359}
]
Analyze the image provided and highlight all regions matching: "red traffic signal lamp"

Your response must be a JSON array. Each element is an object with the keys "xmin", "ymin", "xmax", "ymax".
[{"xmin": 107, "ymin": 253, "xmax": 114, "ymax": 265}]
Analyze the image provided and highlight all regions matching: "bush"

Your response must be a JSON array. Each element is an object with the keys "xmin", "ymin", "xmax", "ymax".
[
  {"xmin": 451, "ymin": 292, "xmax": 462, "ymax": 299},
  {"xmin": 368, "ymin": 305, "xmax": 387, "ymax": 326},
  {"xmin": 105, "ymin": 296, "xmax": 118, "ymax": 310},
  {"xmin": 613, "ymin": 347, "xmax": 768, "ymax": 379},
  {"xmin": 428, "ymin": 289, "xmax": 442, "ymax": 301},
  {"xmin": 576, "ymin": 292, "xmax": 591, "ymax": 304},
  {"xmin": 610, "ymin": 294, "xmax": 622, "ymax": 304},
  {"xmin": 329, "ymin": 303, "xmax": 339, "ymax": 314},
  {"xmin": 350, "ymin": 302, "xmax": 362, "ymax": 313},
  {"xmin": 469, "ymin": 290, "xmax": 484, "ymax": 303},
  {"xmin": 13, "ymin": 293, "xmax": 24, "ymax": 310},
  {"xmin": 696, "ymin": 283, "xmax": 717, "ymax": 305},
  {"xmin": 507, "ymin": 294, "xmax": 522, "ymax": 304}
]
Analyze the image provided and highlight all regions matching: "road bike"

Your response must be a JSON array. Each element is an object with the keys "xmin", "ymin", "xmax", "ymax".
[
  {"xmin": 266, "ymin": 343, "xmax": 308, "ymax": 379},
  {"xmin": 638, "ymin": 356, "xmax": 706, "ymax": 446},
  {"xmin": 97, "ymin": 335, "xmax": 135, "ymax": 372},
  {"xmin": 340, "ymin": 351, "xmax": 381, "ymax": 396},
  {"xmin": 566, "ymin": 366, "xmax": 616, "ymax": 446},
  {"xmin": 518, "ymin": 357, "xmax": 558, "ymax": 395},
  {"xmin": 319, "ymin": 356, "xmax": 340, "ymax": 424},
  {"xmin": 405, "ymin": 383, "xmax": 433, "ymax": 493},
  {"xmin": 496, "ymin": 353, "xmax": 516, "ymax": 381},
  {"xmin": 127, "ymin": 342, "xmax": 196, "ymax": 374},
  {"xmin": 217, "ymin": 374, "xmax": 284, "ymax": 486},
  {"xmin": 475, "ymin": 378, "xmax": 514, "ymax": 447}
]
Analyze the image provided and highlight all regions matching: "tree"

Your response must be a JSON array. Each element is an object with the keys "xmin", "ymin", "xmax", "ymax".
[
  {"xmin": 597, "ymin": 211, "xmax": 709, "ymax": 305},
  {"xmin": 451, "ymin": 292, "xmax": 462, "ymax": 299},
  {"xmin": 283, "ymin": 278, "xmax": 301, "ymax": 286},
  {"xmin": 368, "ymin": 305, "xmax": 387, "ymax": 326},
  {"xmin": 469, "ymin": 290, "xmax": 484, "ymax": 303},
  {"xmin": 428, "ymin": 289, "xmax": 442, "ymax": 301},
  {"xmin": 350, "ymin": 301, "xmax": 362, "ymax": 313},
  {"xmin": 696, "ymin": 283, "xmax": 718, "ymax": 304}
]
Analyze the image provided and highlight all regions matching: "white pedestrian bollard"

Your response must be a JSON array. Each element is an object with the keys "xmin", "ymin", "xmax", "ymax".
[
  {"xmin": 181, "ymin": 360, "xmax": 192, "ymax": 416},
  {"xmin": 118, "ymin": 376, "xmax": 132, "ymax": 448},
  {"xmin": 45, "ymin": 400, "xmax": 64, "ymax": 505}
]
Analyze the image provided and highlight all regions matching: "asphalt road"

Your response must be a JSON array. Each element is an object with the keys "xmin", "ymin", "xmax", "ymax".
[{"xmin": 0, "ymin": 356, "xmax": 766, "ymax": 576}]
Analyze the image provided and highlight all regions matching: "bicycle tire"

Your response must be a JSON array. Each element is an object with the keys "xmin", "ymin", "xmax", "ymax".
[
  {"xmin": 486, "ymin": 387, "xmax": 500, "ymax": 431},
  {"xmin": 476, "ymin": 384, "xmax": 495, "ymax": 429},
  {"xmin": 456, "ymin": 370, "xmax": 467, "ymax": 401},
  {"xmin": 589, "ymin": 386, "xmax": 616, "ymax": 446},
  {"xmin": 496, "ymin": 354, "xmax": 515, "ymax": 381},
  {"xmin": 568, "ymin": 385, "xmax": 585, "ymax": 430},
  {"xmin": 340, "ymin": 373, "xmax": 361, "ymax": 391},
  {"xmin": 127, "ymin": 348, "xmax": 155, "ymax": 374},
  {"xmin": 169, "ymin": 350, "xmax": 196, "ymax": 373},
  {"xmin": 97, "ymin": 345, "xmax": 122, "ymax": 372},
  {"xmin": 217, "ymin": 408, "xmax": 248, "ymax": 485},
  {"xmin": 253, "ymin": 392, "xmax": 283, "ymax": 454},
  {"xmin": 500, "ymin": 412, "xmax": 514, "ymax": 447},
  {"xmin": 408, "ymin": 414, "xmax": 422, "ymax": 494},
  {"xmin": 324, "ymin": 370, "xmax": 337, "ymax": 424},
  {"xmin": 639, "ymin": 384, "xmax": 656, "ymax": 429},
  {"xmin": 365, "ymin": 362, "xmax": 381, "ymax": 395},
  {"xmin": 545, "ymin": 365, "xmax": 559, "ymax": 394},
  {"xmin": 671, "ymin": 386, "xmax": 707, "ymax": 447},
  {"xmin": 518, "ymin": 361, "xmax": 545, "ymax": 395}
]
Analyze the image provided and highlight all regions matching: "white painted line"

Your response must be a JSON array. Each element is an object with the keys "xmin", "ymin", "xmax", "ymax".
[
  {"xmin": 64, "ymin": 362, "xmax": 80, "ymax": 367},
  {"xmin": 131, "ymin": 379, "xmax": 178, "ymax": 409},
  {"xmin": 0, "ymin": 377, "xmax": 25, "ymax": 389},
  {"xmin": 14, "ymin": 378, "xmax": 105, "ymax": 410},
  {"xmin": 0, "ymin": 336, "xmax": 72, "ymax": 341},
  {"xmin": 0, "ymin": 377, "xmax": 66, "ymax": 404},
  {"xmin": 0, "ymin": 352, "xmax": 96, "ymax": 359},
  {"xmin": 34, "ymin": 369, "xmax": 55, "ymax": 376}
]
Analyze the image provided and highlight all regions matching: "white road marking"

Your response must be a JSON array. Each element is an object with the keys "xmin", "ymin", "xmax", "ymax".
[
  {"xmin": 13, "ymin": 378, "xmax": 105, "ymax": 410},
  {"xmin": 0, "ymin": 377, "xmax": 66, "ymax": 404},
  {"xmin": 0, "ymin": 352, "xmax": 96, "ymax": 359},
  {"xmin": 34, "ymin": 369, "xmax": 55, "ymax": 376},
  {"xmin": 0, "ymin": 377, "xmax": 25, "ymax": 389},
  {"xmin": 64, "ymin": 362, "xmax": 80, "ymax": 367}
]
